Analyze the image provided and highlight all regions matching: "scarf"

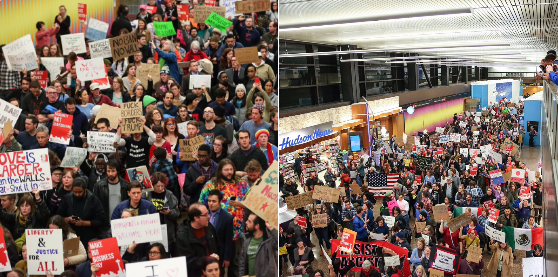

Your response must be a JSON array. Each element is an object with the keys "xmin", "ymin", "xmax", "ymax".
[{"xmin": 256, "ymin": 142, "xmax": 274, "ymax": 165}]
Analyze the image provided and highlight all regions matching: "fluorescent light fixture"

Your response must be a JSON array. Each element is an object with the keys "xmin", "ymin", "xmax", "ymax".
[
  {"xmin": 281, "ymin": 8, "xmax": 473, "ymax": 31},
  {"xmin": 341, "ymin": 29, "xmax": 499, "ymax": 42}
]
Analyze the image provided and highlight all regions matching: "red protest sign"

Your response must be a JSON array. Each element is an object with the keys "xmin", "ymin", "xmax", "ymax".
[
  {"xmin": 50, "ymin": 111, "xmax": 73, "ymax": 145},
  {"xmin": 78, "ymin": 3, "xmax": 87, "ymax": 22},
  {"xmin": 488, "ymin": 208, "xmax": 500, "ymax": 223},
  {"xmin": 339, "ymin": 228, "xmax": 357, "ymax": 254},
  {"xmin": 0, "ymin": 227, "xmax": 11, "ymax": 271},
  {"xmin": 205, "ymin": 0, "xmax": 216, "ymax": 7},
  {"xmin": 177, "ymin": 5, "xmax": 190, "ymax": 21},
  {"xmin": 34, "ymin": 70, "xmax": 49, "ymax": 89},
  {"xmin": 519, "ymin": 186, "xmax": 531, "ymax": 199},
  {"xmin": 435, "ymin": 147, "xmax": 443, "ymax": 155},
  {"xmin": 295, "ymin": 217, "xmax": 307, "ymax": 228},
  {"xmin": 483, "ymin": 200, "xmax": 495, "ymax": 209},
  {"xmin": 470, "ymin": 164, "xmax": 478, "ymax": 176},
  {"xmin": 89, "ymin": 238, "xmax": 125, "ymax": 277},
  {"xmin": 145, "ymin": 6, "xmax": 157, "ymax": 15}
]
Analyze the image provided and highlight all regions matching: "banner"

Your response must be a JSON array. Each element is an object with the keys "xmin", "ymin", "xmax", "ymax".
[
  {"xmin": 439, "ymin": 135, "xmax": 449, "ymax": 144},
  {"xmin": 0, "ymin": 149, "xmax": 51, "ymax": 194},
  {"xmin": 448, "ymin": 213, "xmax": 471, "ymax": 233},
  {"xmin": 188, "ymin": 75, "xmax": 212, "ymax": 89},
  {"xmin": 0, "ymin": 99, "xmax": 22, "ymax": 130},
  {"xmin": 26, "ymin": 229, "xmax": 64, "ymax": 275},
  {"xmin": 145, "ymin": 6, "xmax": 157, "ymax": 14},
  {"xmin": 121, "ymin": 101, "xmax": 143, "ymax": 117},
  {"xmin": 221, "ymin": 0, "xmax": 241, "ymax": 18},
  {"xmin": 330, "ymin": 239, "xmax": 411, "ymax": 276},
  {"xmin": 76, "ymin": 58, "xmax": 107, "ymax": 82},
  {"xmin": 85, "ymin": 18, "xmax": 109, "ymax": 41},
  {"xmin": 111, "ymin": 214, "xmax": 162, "ymax": 246},
  {"xmin": 429, "ymin": 245, "xmax": 460, "ymax": 274},
  {"xmin": 61, "ymin": 33, "xmax": 87, "ymax": 55},
  {"xmin": 49, "ymin": 112, "xmax": 73, "ymax": 145},
  {"xmin": 125, "ymin": 257, "xmax": 187, "ymax": 276},
  {"xmin": 89, "ymin": 238, "xmax": 125, "ymax": 277},
  {"xmin": 87, "ymin": 132, "xmax": 116, "ymax": 153},
  {"xmin": 243, "ymin": 161, "xmax": 278, "ymax": 229}
]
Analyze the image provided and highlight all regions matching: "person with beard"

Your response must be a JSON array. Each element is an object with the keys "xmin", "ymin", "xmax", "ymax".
[
  {"xmin": 184, "ymin": 144, "xmax": 218, "ymax": 202},
  {"xmin": 111, "ymin": 5, "xmax": 132, "ymax": 37},
  {"xmin": 21, "ymin": 81, "xmax": 46, "ymax": 117},
  {"xmin": 198, "ymin": 159, "xmax": 250, "ymax": 277},
  {"xmin": 6, "ymin": 77, "xmax": 31, "ymax": 103},
  {"xmin": 57, "ymin": 177, "xmax": 105, "ymax": 249},
  {"xmin": 15, "ymin": 116, "xmax": 38, "ymax": 150},
  {"xmin": 239, "ymin": 213, "xmax": 277, "ymax": 277},
  {"xmin": 230, "ymin": 130, "xmax": 269, "ymax": 174},
  {"xmin": 199, "ymin": 107, "xmax": 227, "ymax": 147}
]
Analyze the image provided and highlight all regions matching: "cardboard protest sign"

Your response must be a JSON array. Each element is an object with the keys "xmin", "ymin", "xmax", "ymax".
[
  {"xmin": 76, "ymin": 58, "xmax": 107, "ymax": 82},
  {"xmin": 0, "ymin": 149, "xmax": 51, "ymax": 194},
  {"xmin": 87, "ymin": 132, "xmax": 116, "ymax": 153},
  {"xmin": 189, "ymin": 75, "xmax": 212, "ymax": 89},
  {"xmin": 136, "ymin": 63, "xmax": 161, "ymax": 88},
  {"xmin": 430, "ymin": 269, "xmax": 445, "ymax": 277},
  {"xmin": 522, "ymin": 257, "xmax": 544, "ymax": 277},
  {"xmin": 94, "ymin": 104, "xmax": 121, "ymax": 128},
  {"xmin": 120, "ymin": 117, "xmax": 142, "ymax": 134},
  {"xmin": 120, "ymin": 102, "xmax": 142, "ymax": 118},
  {"xmin": 0, "ymin": 228, "xmax": 11, "ymax": 272},
  {"xmin": 89, "ymin": 238, "xmax": 125, "ymax": 277},
  {"xmin": 78, "ymin": 3, "xmax": 87, "ymax": 22},
  {"xmin": 243, "ymin": 161, "xmax": 279, "ymax": 229},
  {"xmin": 41, "ymin": 57, "xmax": 65, "ymax": 81},
  {"xmin": 285, "ymin": 192, "xmax": 313, "ymax": 210},
  {"xmin": 61, "ymin": 33, "xmax": 87, "ymax": 55},
  {"xmin": 89, "ymin": 39, "xmax": 112, "ymax": 59},
  {"xmin": 1, "ymin": 120, "xmax": 12, "ymax": 145},
  {"xmin": 433, "ymin": 205, "xmax": 450, "ymax": 222},
  {"xmin": 312, "ymin": 186, "xmax": 341, "ymax": 202},
  {"xmin": 503, "ymin": 172, "xmax": 512, "ymax": 182},
  {"xmin": 110, "ymin": 32, "xmax": 141, "ymax": 61},
  {"xmin": 63, "ymin": 237, "xmax": 80, "ymax": 258},
  {"xmin": 511, "ymin": 168, "xmax": 525, "ymax": 183},
  {"xmin": 233, "ymin": 46, "xmax": 260, "ymax": 64},
  {"xmin": 466, "ymin": 246, "xmax": 482, "ymax": 263},
  {"xmin": 430, "ymin": 245, "xmax": 460, "ymax": 274},
  {"xmin": 60, "ymin": 147, "xmax": 88, "ymax": 168},
  {"xmin": 312, "ymin": 213, "xmax": 328, "ymax": 228},
  {"xmin": 179, "ymin": 135, "xmax": 207, "ymax": 161},
  {"xmin": 7, "ymin": 52, "xmax": 39, "ymax": 71},
  {"xmin": 339, "ymin": 229, "xmax": 357, "ymax": 254},
  {"xmin": 486, "ymin": 225, "xmax": 506, "ymax": 242},
  {"xmin": 488, "ymin": 208, "xmax": 500, "ymax": 223},
  {"xmin": 126, "ymin": 256, "xmax": 187, "ymax": 277},
  {"xmin": 383, "ymin": 216, "xmax": 395, "ymax": 228},
  {"xmin": 153, "ymin": 22, "xmax": 177, "ymax": 37},
  {"xmin": 349, "ymin": 184, "xmax": 362, "ymax": 195},
  {"xmin": 126, "ymin": 166, "xmax": 153, "ymax": 190},
  {"xmin": 205, "ymin": 12, "xmax": 233, "ymax": 32},
  {"xmin": 111, "ymin": 214, "xmax": 162, "ymax": 246},
  {"xmin": 448, "ymin": 213, "xmax": 471, "ymax": 232},
  {"xmin": 194, "ymin": 6, "xmax": 226, "ymax": 22},
  {"xmin": 49, "ymin": 112, "xmax": 73, "ymax": 145},
  {"xmin": 85, "ymin": 18, "xmax": 109, "ymax": 41},
  {"xmin": 3, "ymin": 35, "xmax": 37, "ymax": 71},
  {"xmin": 235, "ymin": 0, "xmax": 271, "ymax": 13},
  {"xmin": 26, "ymin": 229, "xmax": 64, "ymax": 275},
  {"xmin": 416, "ymin": 221, "xmax": 426, "ymax": 233}
]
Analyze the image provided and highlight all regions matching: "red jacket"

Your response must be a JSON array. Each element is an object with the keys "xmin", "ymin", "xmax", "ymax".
[
  {"xmin": 183, "ymin": 50, "xmax": 208, "ymax": 75},
  {"xmin": 36, "ymin": 26, "xmax": 60, "ymax": 48},
  {"xmin": 89, "ymin": 93, "xmax": 118, "ymax": 107}
]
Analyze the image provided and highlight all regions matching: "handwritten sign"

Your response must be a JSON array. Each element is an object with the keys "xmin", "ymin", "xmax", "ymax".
[
  {"xmin": 243, "ymin": 161, "xmax": 278, "ymax": 229},
  {"xmin": 448, "ymin": 213, "xmax": 471, "ymax": 233},
  {"xmin": 41, "ymin": 57, "xmax": 64, "ymax": 81},
  {"xmin": 384, "ymin": 255, "xmax": 400, "ymax": 267},
  {"xmin": 339, "ymin": 228, "xmax": 357, "ymax": 254},
  {"xmin": 194, "ymin": 6, "xmax": 226, "ymax": 22},
  {"xmin": 234, "ymin": 46, "xmax": 260, "ymax": 65},
  {"xmin": 89, "ymin": 39, "xmax": 112, "ymax": 59},
  {"xmin": 85, "ymin": 18, "xmax": 109, "ymax": 41},
  {"xmin": 312, "ymin": 185, "xmax": 341, "ymax": 202},
  {"xmin": 485, "ymin": 225, "xmax": 505, "ymax": 242},
  {"xmin": 0, "ymin": 228, "xmax": 11, "ymax": 272},
  {"xmin": 430, "ymin": 269, "xmax": 445, "ymax": 277},
  {"xmin": 522, "ymin": 257, "xmax": 544, "ymax": 277},
  {"xmin": 89, "ymin": 238, "xmax": 125, "ymax": 277},
  {"xmin": 111, "ymin": 214, "xmax": 162, "ymax": 246},
  {"xmin": 87, "ymin": 132, "xmax": 116, "ymax": 153},
  {"xmin": 189, "ymin": 75, "xmax": 212, "ymax": 89},
  {"xmin": 61, "ymin": 33, "xmax": 87, "ymax": 55},
  {"xmin": 221, "ymin": 0, "xmax": 241, "ymax": 18},
  {"xmin": 416, "ymin": 221, "xmax": 426, "ymax": 233},
  {"xmin": 205, "ymin": 12, "xmax": 233, "ymax": 32},
  {"xmin": 60, "ymin": 147, "xmax": 87, "ymax": 168},
  {"xmin": 50, "ymin": 112, "xmax": 73, "ymax": 145},
  {"xmin": 383, "ymin": 216, "xmax": 395, "ymax": 228},
  {"xmin": 349, "ymin": 184, "xmax": 362, "ymax": 195},
  {"xmin": 466, "ymin": 246, "xmax": 482, "ymax": 263},
  {"xmin": 7, "ymin": 52, "xmax": 38, "ymax": 71},
  {"xmin": 0, "ymin": 99, "xmax": 21, "ymax": 130},
  {"xmin": 125, "ymin": 256, "xmax": 187, "ymax": 277},
  {"xmin": 179, "ymin": 135, "xmax": 206, "ymax": 161},
  {"xmin": 235, "ymin": 0, "xmax": 271, "ymax": 13},
  {"xmin": 120, "ymin": 102, "xmax": 142, "ymax": 118},
  {"xmin": 177, "ymin": 5, "xmax": 190, "ymax": 21},
  {"xmin": 176, "ymin": 122, "xmax": 188, "ymax": 137},
  {"xmin": 26, "ymin": 229, "xmax": 64, "ymax": 275},
  {"xmin": 312, "ymin": 213, "xmax": 328, "ymax": 228},
  {"xmin": 94, "ymin": 104, "xmax": 121, "ymax": 128},
  {"xmin": 285, "ymin": 191, "xmax": 313, "ymax": 210},
  {"xmin": 76, "ymin": 58, "xmax": 107, "ymax": 82},
  {"xmin": 153, "ymin": 22, "xmax": 177, "ymax": 37},
  {"xmin": 3, "ymin": 35, "xmax": 37, "ymax": 71},
  {"xmin": 430, "ymin": 246, "xmax": 459, "ymax": 274},
  {"xmin": 78, "ymin": 3, "xmax": 87, "ymax": 22},
  {"xmin": 433, "ymin": 205, "xmax": 450, "ymax": 222},
  {"xmin": 0, "ymin": 149, "xmax": 51, "ymax": 195},
  {"xmin": 110, "ymin": 32, "xmax": 140, "ymax": 61},
  {"xmin": 136, "ymin": 63, "xmax": 161, "ymax": 89}
]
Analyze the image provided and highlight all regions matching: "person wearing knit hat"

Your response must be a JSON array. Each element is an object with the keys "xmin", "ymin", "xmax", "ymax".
[
  {"xmin": 254, "ymin": 128, "xmax": 277, "ymax": 166},
  {"xmin": 232, "ymin": 84, "xmax": 248, "ymax": 126},
  {"xmin": 212, "ymin": 105, "xmax": 234, "ymax": 143},
  {"xmin": 143, "ymin": 95, "xmax": 157, "ymax": 113},
  {"xmin": 239, "ymin": 102, "xmax": 271, "ymax": 144},
  {"xmin": 160, "ymin": 66, "xmax": 170, "ymax": 75}
]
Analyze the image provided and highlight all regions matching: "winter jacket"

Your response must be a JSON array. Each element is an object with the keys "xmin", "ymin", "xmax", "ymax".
[
  {"xmin": 0, "ymin": 198, "xmax": 50, "ymax": 239},
  {"xmin": 110, "ymin": 199, "xmax": 157, "ymax": 220},
  {"xmin": 142, "ymin": 189, "xmax": 180, "ymax": 242},
  {"xmin": 62, "ymin": 106, "xmax": 89, "ymax": 139},
  {"xmin": 253, "ymin": 61, "xmax": 276, "ymax": 86},
  {"xmin": 154, "ymin": 48, "xmax": 182, "ymax": 84},
  {"xmin": 496, "ymin": 213, "xmax": 518, "ymax": 229},
  {"xmin": 92, "ymin": 177, "xmax": 130, "ymax": 227},
  {"xmin": 239, "ymin": 228, "xmax": 278, "ymax": 277},
  {"xmin": 110, "ymin": 16, "xmax": 132, "ymax": 38},
  {"xmin": 487, "ymin": 242, "xmax": 513, "ymax": 276},
  {"xmin": 230, "ymin": 146, "xmax": 269, "ymax": 173},
  {"xmin": 184, "ymin": 161, "xmax": 218, "ymax": 202},
  {"xmin": 176, "ymin": 220, "xmax": 219, "ymax": 277},
  {"xmin": 21, "ymin": 91, "xmax": 48, "ymax": 116},
  {"xmin": 57, "ymin": 191, "xmax": 105, "ymax": 247}
]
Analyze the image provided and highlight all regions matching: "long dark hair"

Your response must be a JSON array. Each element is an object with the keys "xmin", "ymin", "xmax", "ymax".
[
  {"xmin": 210, "ymin": 135, "xmax": 228, "ymax": 160},
  {"xmin": 149, "ymin": 243, "xmax": 169, "ymax": 259},
  {"xmin": 212, "ymin": 159, "xmax": 236, "ymax": 184},
  {"xmin": 243, "ymin": 64, "xmax": 257, "ymax": 85},
  {"xmin": 47, "ymin": 215, "xmax": 74, "ymax": 239}
]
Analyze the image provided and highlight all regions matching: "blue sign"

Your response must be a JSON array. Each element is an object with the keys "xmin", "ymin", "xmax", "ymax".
[
  {"xmin": 519, "ymin": 116, "xmax": 524, "ymax": 125},
  {"xmin": 279, "ymin": 122, "xmax": 334, "ymax": 150}
]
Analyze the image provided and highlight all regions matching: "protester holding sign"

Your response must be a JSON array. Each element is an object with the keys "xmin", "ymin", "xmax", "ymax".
[{"xmin": 1, "ymin": 189, "xmax": 50, "ymax": 240}]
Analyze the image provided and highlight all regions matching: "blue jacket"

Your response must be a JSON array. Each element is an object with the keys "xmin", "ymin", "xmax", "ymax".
[
  {"xmin": 353, "ymin": 215, "xmax": 368, "ymax": 241},
  {"xmin": 110, "ymin": 199, "xmax": 157, "ymax": 220},
  {"xmin": 216, "ymin": 42, "xmax": 244, "ymax": 63},
  {"xmin": 233, "ymin": 19, "xmax": 261, "ymax": 47},
  {"xmin": 410, "ymin": 248, "xmax": 423, "ymax": 268},
  {"xmin": 550, "ymin": 72, "xmax": 558, "ymax": 86},
  {"xmin": 175, "ymin": 136, "xmax": 210, "ymax": 173},
  {"xmin": 154, "ymin": 48, "xmax": 182, "ymax": 84},
  {"xmin": 63, "ymin": 106, "xmax": 89, "ymax": 139},
  {"xmin": 31, "ymin": 141, "xmax": 67, "ymax": 160}
]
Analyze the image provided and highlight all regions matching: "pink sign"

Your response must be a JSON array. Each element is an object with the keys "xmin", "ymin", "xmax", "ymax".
[{"xmin": 177, "ymin": 173, "xmax": 185, "ymax": 188}]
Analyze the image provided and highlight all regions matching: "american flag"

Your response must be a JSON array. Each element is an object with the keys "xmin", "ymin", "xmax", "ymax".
[{"xmin": 367, "ymin": 173, "xmax": 398, "ymax": 198}]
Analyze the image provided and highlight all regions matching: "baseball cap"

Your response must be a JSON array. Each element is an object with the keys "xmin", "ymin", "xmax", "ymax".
[
  {"xmin": 90, "ymin": 83, "xmax": 100, "ymax": 90},
  {"xmin": 139, "ymin": 5, "xmax": 147, "ymax": 10}
]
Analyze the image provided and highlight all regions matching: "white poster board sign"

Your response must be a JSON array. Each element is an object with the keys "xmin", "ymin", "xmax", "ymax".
[
  {"xmin": 523, "ymin": 257, "xmax": 544, "ymax": 277},
  {"xmin": 111, "ymin": 213, "xmax": 163, "ymax": 246},
  {"xmin": 87, "ymin": 132, "xmax": 117, "ymax": 153},
  {"xmin": 89, "ymin": 39, "xmax": 113, "ymax": 59},
  {"xmin": 189, "ymin": 75, "xmax": 212, "ymax": 89},
  {"xmin": 61, "ymin": 33, "xmax": 87, "ymax": 55},
  {"xmin": 486, "ymin": 225, "xmax": 506, "ymax": 242},
  {"xmin": 459, "ymin": 148, "xmax": 468, "ymax": 157},
  {"xmin": 177, "ymin": 121, "xmax": 189, "ymax": 137},
  {"xmin": 0, "ymin": 98, "xmax": 22, "ymax": 128},
  {"xmin": 125, "ymin": 256, "xmax": 187, "ymax": 276},
  {"xmin": 431, "ymin": 248, "xmax": 456, "ymax": 273},
  {"xmin": 60, "ymin": 147, "xmax": 88, "ymax": 168},
  {"xmin": 384, "ymin": 255, "xmax": 400, "ymax": 266},
  {"xmin": 76, "ymin": 58, "xmax": 107, "ymax": 82},
  {"xmin": 383, "ymin": 216, "xmax": 395, "ymax": 228},
  {"xmin": 41, "ymin": 57, "xmax": 65, "ymax": 81},
  {"xmin": 0, "ymin": 149, "xmax": 52, "ymax": 195},
  {"xmin": 2, "ymin": 34, "xmax": 36, "ymax": 71},
  {"xmin": 7, "ymin": 52, "xmax": 39, "ymax": 71},
  {"xmin": 26, "ymin": 229, "xmax": 64, "ymax": 275}
]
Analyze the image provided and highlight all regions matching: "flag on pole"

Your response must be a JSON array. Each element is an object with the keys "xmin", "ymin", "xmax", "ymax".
[{"xmin": 502, "ymin": 226, "xmax": 543, "ymax": 251}]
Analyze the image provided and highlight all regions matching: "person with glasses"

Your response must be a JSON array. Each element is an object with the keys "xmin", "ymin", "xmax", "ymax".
[
  {"xmin": 210, "ymin": 135, "xmax": 229, "ymax": 164},
  {"xmin": 163, "ymin": 117, "xmax": 184, "ymax": 164},
  {"xmin": 184, "ymin": 144, "xmax": 217, "ymax": 203},
  {"xmin": 38, "ymin": 86, "xmax": 64, "ymax": 125},
  {"xmin": 177, "ymin": 203, "xmax": 219, "ymax": 277}
]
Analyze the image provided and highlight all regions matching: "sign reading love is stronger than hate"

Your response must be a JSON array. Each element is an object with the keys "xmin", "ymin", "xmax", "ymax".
[
  {"xmin": 26, "ymin": 229, "xmax": 64, "ymax": 275},
  {"xmin": 0, "ymin": 149, "xmax": 51, "ymax": 195},
  {"xmin": 111, "ymin": 213, "xmax": 163, "ymax": 246}
]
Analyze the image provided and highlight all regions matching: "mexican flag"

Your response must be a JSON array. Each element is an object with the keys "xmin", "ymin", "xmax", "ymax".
[
  {"xmin": 453, "ymin": 207, "xmax": 483, "ymax": 218},
  {"xmin": 502, "ymin": 226, "xmax": 543, "ymax": 251}
]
